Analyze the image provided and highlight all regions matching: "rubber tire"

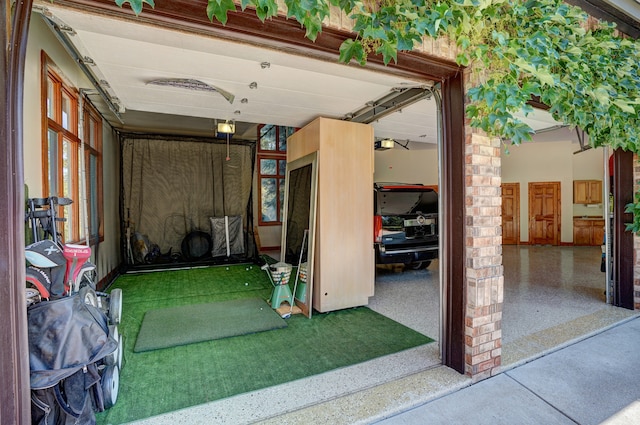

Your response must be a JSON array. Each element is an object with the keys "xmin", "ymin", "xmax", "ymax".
[
  {"xmin": 101, "ymin": 365, "xmax": 120, "ymax": 409},
  {"xmin": 79, "ymin": 285, "xmax": 99, "ymax": 307},
  {"xmin": 109, "ymin": 288, "xmax": 122, "ymax": 325},
  {"xmin": 104, "ymin": 325, "xmax": 119, "ymax": 367},
  {"xmin": 418, "ymin": 261, "xmax": 431, "ymax": 269}
]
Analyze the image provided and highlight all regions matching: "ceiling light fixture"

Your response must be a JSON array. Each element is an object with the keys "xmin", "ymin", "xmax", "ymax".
[
  {"xmin": 217, "ymin": 121, "xmax": 235, "ymax": 134},
  {"xmin": 147, "ymin": 78, "xmax": 235, "ymax": 104}
]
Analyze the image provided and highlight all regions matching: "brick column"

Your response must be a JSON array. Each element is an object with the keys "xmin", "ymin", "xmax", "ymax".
[{"xmin": 464, "ymin": 130, "xmax": 504, "ymax": 380}]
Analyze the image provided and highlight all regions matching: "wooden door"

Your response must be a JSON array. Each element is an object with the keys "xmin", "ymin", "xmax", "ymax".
[
  {"xmin": 501, "ymin": 183, "xmax": 520, "ymax": 245},
  {"xmin": 528, "ymin": 182, "xmax": 560, "ymax": 245}
]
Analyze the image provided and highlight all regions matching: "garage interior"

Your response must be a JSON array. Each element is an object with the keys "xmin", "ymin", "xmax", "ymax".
[{"xmin": 27, "ymin": 2, "xmax": 639, "ymax": 423}]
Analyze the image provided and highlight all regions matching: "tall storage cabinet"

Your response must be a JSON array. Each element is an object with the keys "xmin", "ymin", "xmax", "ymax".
[{"xmin": 287, "ymin": 117, "xmax": 375, "ymax": 312}]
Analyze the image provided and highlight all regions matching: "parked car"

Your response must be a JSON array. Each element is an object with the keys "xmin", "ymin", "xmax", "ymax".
[{"xmin": 374, "ymin": 183, "xmax": 439, "ymax": 269}]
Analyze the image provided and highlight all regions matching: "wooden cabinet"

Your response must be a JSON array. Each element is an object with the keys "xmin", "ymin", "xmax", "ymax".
[
  {"xmin": 288, "ymin": 117, "xmax": 374, "ymax": 313},
  {"xmin": 573, "ymin": 180, "xmax": 603, "ymax": 204},
  {"xmin": 573, "ymin": 218, "xmax": 605, "ymax": 246}
]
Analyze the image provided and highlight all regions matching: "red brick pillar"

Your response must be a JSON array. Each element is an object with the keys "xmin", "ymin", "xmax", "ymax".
[{"xmin": 464, "ymin": 131, "xmax": 504, "ymax": 380}]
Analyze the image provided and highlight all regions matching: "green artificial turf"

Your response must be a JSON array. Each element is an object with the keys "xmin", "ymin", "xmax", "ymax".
[
  {"xmin": 134, "ymin": 297, "xmax": 288, "ymax": 352},
  {"xmin": 96, "ymin": 264, "xmax": 433, "ymax": 424}
]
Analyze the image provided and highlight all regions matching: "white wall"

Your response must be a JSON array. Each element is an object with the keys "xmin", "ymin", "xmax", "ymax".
[
  {"xmin": 25, "ymin": 14, "xmax": 121, "ymax": 284},
  {"xmin": 374, "ymin": 145, "xmax": 439, "ymax": 185}
]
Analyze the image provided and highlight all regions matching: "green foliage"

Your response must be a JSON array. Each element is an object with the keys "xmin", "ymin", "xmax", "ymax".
[
  {"xmin": 118, "ymin": 0, "xmax": 640, "ymax": 233},
  {"xmin": 115, "ymin": 0, "xmax": 154, "ymax": 15},
  {"xmin": 625, "ymin": 193, "xmax": 640, "ymax": 234}
]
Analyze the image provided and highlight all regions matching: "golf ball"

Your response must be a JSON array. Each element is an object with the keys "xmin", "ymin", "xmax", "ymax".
[
  {"xmin": 245, "ymin": 282, "xmax": 248, "ymax": 286},
  {"xmin": 226, "ymin": 267, "xmax": 229, "ymax": 271}
]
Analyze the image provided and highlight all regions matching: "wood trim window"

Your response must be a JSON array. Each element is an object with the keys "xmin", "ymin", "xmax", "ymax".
[
  {"xmin": 257, "ymin": 124, "xmax": 295, "ymax": 226},
  {"xmin": 41, "ymin": 52, "xmax": 103, "ymax": 244}
]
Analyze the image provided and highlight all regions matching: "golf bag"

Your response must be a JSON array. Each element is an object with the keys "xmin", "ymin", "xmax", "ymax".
[{"xmin": 28, "ymin": 295, "xmax": 118, "ymax": 425}]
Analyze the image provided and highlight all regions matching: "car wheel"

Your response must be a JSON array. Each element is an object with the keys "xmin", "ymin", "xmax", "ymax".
[
  {"xmin": 405, "ymin": 262, "xmax": 422, "ymax": 270},
  {"xmin": 405, "ymin": 261, "xmax": 431, "ymax": 270},
  {"xmin": 418, "ymin": 261, "xmax": 431, "ymax": 269}
]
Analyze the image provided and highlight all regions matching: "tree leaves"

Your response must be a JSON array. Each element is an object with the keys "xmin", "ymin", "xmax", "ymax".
[{"xmin": 115, "ymin": 0, "xmax": 154, "ymax": 15}]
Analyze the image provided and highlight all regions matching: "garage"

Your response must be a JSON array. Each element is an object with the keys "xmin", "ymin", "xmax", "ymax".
[
  {"xmin": 5, "ymin": 0, "xmax": 638, "ymax": 422},
  {"xmin": 19, "ymin": 1, "xmax": 465, "ymax": 422}
]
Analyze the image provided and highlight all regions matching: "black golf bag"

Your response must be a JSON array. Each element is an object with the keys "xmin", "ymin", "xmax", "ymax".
[{"xmin": 28, "ymin": 295, "xmax": 118, "ymax": 425}]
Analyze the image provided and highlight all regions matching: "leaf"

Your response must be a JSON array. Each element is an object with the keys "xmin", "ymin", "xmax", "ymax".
[
  {"xmin": 363, "ymin": 26, "xmax": 388, "ymax": 41},
  {"xmin": 594, "ymin": 87, "xmax": 610, "ymax": 105},
  {"xmin": 339, "ymin": 39, "xmax": 365, "ymax": 65},
  {"xmin": 303, "ymin": 15, "xmax": 323, "ymax": 41},
  {"xmin": 613, "ymin": 99, "xmax": 636, "ymax": 114},
  {"xmin": 377, "ymin": 40, "xmax": 398, "ymax": 65},
  {"xmin": 206, "ymin": 0, "xmax": 237, "ymax": 24},
  {"xmin": 115, "ymin": 0, "xmax": 154, "ymax": 15},
  {"xmin": 397, "ymin": 31, "xmax": 419, "ymax": 51},
  {"xmin": 533, "ymin": 67, "xmax": 555, "ymax": 86}
]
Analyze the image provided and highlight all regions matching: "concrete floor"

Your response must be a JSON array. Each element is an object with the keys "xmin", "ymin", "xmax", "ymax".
[{"xmin": 128, "ymin": 245, "xmax": 638, "ymax": 425}]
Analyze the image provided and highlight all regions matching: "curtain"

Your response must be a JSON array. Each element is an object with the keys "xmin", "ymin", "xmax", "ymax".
[{"xmin": 122, "ymin": 137, "xmax": 254, "ymax": 255}]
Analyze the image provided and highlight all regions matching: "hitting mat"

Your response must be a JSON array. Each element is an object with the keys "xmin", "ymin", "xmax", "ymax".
[{"xmin": 134, "ymin": 297, "xmax": 287, "ymax": 352}]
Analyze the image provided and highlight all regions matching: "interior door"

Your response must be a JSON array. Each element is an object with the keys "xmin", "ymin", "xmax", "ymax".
[
  {"xmin": 501, "ymin": 183, "xmax": 520, "ymax": 245},
  {"xmin": 528, "ymin": 182, "xmax": 560, "ymax": 245}
]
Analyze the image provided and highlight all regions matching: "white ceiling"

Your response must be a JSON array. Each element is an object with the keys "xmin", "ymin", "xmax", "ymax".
[{"xmin": 36, "ymin": 2, "xmax": 564, "ymax": 146}]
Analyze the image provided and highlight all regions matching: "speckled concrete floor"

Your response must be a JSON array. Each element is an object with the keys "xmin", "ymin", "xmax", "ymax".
[{"xmin": 127, "ymin": 246, "xmax": 638, "ymax": 425}]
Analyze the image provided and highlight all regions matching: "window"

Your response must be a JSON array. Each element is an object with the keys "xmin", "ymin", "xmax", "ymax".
[
  {"xmin": 42, "ymin": 53, "xmax": 103, "ymax": 244},
  {"xmin": 257, "ymin": 125, "xmax": 295, "ymax": 225}
]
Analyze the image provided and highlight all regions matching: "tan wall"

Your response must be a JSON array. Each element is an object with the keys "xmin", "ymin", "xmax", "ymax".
[{"xmin": 24, "ymin": 13, "xmax": 121, "ymax": 284}]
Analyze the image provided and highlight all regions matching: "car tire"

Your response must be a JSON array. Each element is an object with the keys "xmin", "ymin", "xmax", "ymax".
[{"xmin": 406, "ymin": 261, "xmax": 431, "ymax": 270}]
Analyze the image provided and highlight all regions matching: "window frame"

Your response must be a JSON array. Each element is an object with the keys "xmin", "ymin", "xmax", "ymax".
[
  {"xmin": 256, "ymin": 124, "xmax": 294, "ymax": 226},
  {"xmin": 41, "ymin": 52, "xmax": 103, "ymax": 244}
]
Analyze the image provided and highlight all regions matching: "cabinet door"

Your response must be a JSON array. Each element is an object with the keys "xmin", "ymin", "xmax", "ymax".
[
  {"xmin": 588, "ymin": 181, "xmax": 603, "ymax": 204},
  {"xmin": 592, "ymin": 221, "xmax": 605, "ymax": 245},
  {"xmin": 573, "ymin": 181, "xmax": 589, "ymax": 204},
  {"xmin": 573, "ymin": 220, "xmax": 591, "ymax": 245}
]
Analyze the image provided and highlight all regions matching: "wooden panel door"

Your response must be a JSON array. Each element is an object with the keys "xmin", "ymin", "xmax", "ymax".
[
  {"xmin": 528, "ymin": 182, "xmax": 560, "ymax": 245},
  {"xmin": 501, "ymin": 183, "xmax": 520, "ymax": 245}
]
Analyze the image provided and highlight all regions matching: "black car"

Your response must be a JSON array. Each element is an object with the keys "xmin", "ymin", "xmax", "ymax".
[{"xmin": 374, "ymin": 183, "xmax": 439, "ymax": 269}]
